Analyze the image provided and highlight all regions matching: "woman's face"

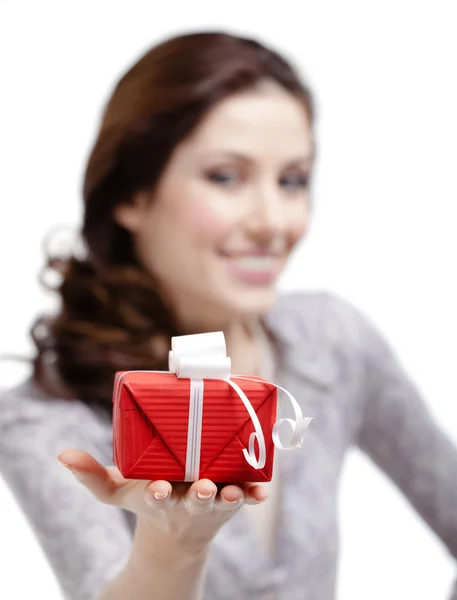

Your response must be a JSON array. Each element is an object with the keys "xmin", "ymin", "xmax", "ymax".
[{"xmin": 116, "ymin": 80, "xmax": 313, "ymax": 330}]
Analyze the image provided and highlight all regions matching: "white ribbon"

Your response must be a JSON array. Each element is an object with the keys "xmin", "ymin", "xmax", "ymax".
[
  {"xmin": 185, "ymin": 379, "xmax": 205, "ymax": 482},
  {"xmin": 168, "ymin": 331, "xmax": 312, "ymax": 481}
]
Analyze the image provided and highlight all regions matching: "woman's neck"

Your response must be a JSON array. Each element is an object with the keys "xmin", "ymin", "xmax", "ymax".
[{"xmin": 223, "ymin": 318, "xmax": 263, "ymax": 377}]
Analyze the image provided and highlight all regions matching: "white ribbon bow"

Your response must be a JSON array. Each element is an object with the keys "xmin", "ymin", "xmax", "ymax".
[{"xmin": 168, "ymin": 331, "xmax": 312, "ymax": 481}]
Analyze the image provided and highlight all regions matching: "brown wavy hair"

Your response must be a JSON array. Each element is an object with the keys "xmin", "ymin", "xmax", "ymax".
[{"xmin": 31, "ymin": 31, "xmax": 315, "ymax": 406}]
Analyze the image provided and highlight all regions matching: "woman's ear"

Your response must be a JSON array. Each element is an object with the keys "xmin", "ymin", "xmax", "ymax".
[{"xmin": 113, "ymin": 192, "xmax": 149, "ymax": 232}]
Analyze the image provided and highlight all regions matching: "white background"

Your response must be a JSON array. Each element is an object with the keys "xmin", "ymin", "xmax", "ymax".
[{"xmin": 1, "ymin": 2, "xmax": 457, "ymax": 598}]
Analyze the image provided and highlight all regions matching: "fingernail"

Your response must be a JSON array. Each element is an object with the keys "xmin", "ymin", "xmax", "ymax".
[
  {"xmin": 197, "ymin": 491, "xmax": 214, "ymax": 501},
  {"xmin": 225, "ymin": 497, "xmax": 242, "ymax": 504},
  {"xmin": 58, "ymin": 458, "xmax": 76, "ymax": 474},
  {"xmin": 257, "ymin": 496, "xmax": 268, "ymax": 504},
  {"xmin": 153, "ymin": 491, "xmax": 169, "ymax": 501}
]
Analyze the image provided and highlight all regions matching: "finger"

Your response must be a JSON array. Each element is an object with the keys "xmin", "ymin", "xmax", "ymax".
[
  {"xmin": 242, "ymin": 483, "xmax": 269, "ymax": 506},
  {"xmin": 57, "ymin": 449, "xmax": 121, "ymax": 503},
  {"xmin": 144, "ymin": 480, "xmax": 176, "ymax": 509},
  {"xmin": 216, "ymin": 484, "xmax": 244, "ymax": 512},
  {"xmin": 183, "ymin": 479, "xmax": 218, "ymax": 514}
]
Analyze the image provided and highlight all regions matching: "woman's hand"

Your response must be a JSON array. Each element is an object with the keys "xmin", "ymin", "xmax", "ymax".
[{"xmin": 58, "ymin": 449, "xmax": 268, "ymax": 554}]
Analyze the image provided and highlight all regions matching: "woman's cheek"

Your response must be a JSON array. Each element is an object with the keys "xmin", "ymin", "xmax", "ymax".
[
  {"xmin": 288, "ymin": 207, "xmax": 309, "ymax": 245},
  {"xmin": 183, "ymin": 199, "xmax": 234, "ymax": 243}
]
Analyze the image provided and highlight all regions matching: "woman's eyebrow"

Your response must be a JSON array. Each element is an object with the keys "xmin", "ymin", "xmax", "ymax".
[
  {"xmin": 198, "ymin": 151, "xmax": 314, "ymax": 167},
  {"xmin": 283, "ymin": 156, "xmax": 313, "ymax": 169}
]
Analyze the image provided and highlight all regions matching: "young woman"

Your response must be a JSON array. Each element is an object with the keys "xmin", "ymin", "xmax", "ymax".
[{"xmin": 1, "ymin": 31, "xmax": 456, "ymax": 600}]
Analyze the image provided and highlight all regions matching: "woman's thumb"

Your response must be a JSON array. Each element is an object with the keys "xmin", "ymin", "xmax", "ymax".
[{"xmin": 57, "ymin": 449, "xmax": 119, "ymax": 503}]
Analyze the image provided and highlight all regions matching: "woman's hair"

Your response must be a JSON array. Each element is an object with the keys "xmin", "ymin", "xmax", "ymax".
[{"xmin": 31, "ymin": 31, "xmax": 315, "ymax": 406}]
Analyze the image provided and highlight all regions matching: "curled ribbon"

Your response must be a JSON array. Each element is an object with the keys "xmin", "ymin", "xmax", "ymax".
[{"xmin": 168, "ymin": 331, "xmax": 312, "ymax": 481}]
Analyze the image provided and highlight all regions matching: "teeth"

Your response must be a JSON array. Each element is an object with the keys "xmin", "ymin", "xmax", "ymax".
[{"xmin": 228, "ymin": 256, "xmax": 278, "ymax": 271}]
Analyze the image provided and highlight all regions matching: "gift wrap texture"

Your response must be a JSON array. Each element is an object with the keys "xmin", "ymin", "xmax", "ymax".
[{"xmin": 113, "ymin": 371, "xmax": 278, "ymax": 482}]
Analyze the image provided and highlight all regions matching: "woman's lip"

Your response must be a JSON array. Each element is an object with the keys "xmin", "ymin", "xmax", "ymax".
[
  {"xmin": 220, "ymin": 255, "xmax": 282, "ymax": 284},
  {"xmin": 220, "ymin": 251, "xmax": 283, "ymax": 258}
]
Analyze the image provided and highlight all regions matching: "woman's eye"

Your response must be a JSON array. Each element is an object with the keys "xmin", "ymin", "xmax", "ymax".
[
  {"xmin": 280, "ymin": 174, "xmax": 310, "ymax": 190},
  {"xmin": 206, "ymin": 171, "xmax": 239, "ymax": 187}
]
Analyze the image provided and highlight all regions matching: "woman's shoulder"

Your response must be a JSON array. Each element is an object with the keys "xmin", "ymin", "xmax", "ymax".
[
  {"xmin": 0, "ymin": 378, "xmax": 113, "ymax": 458},
  {"xmin": 266, "ymin": 289, "xmax": 370, "ymax": 348},
  {"xmin": 263, "ymin": 289, "xmax": 374, "ymax": 389}
]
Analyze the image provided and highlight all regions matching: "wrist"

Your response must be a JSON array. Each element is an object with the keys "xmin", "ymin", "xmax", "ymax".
[{"xmin": 132, "ymin": 515, "xmax": 211, "ymax": 566}]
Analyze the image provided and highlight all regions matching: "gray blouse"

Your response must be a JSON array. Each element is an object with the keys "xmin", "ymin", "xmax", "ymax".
[{"xmin": 1, "ymin": 291, "xmax": 457, "ymax": 600}]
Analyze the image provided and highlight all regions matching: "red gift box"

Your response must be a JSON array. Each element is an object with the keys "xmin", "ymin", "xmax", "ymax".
[{"xmin": 112, "ymin": 371, "xmax": 278, "ymax": 483}]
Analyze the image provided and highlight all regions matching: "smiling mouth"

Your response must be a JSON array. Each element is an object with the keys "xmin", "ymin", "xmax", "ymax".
[{"xmin": 219, "ymin": 253, "xmax": 283, "ymax": 284}]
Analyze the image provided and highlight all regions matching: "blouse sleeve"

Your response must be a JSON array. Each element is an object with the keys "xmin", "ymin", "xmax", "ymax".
[
  {"xmin": 353, "ymin": 304, "xmax": 457, "ymax": 593},
  {"xmin": 0, "ymin": 384, "xmax": 133, "ymax": 600}
]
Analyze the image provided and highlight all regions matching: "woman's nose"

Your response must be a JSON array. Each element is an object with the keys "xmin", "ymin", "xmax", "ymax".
[{"xmin": 245, "ymin": 189, "xmax": 287, "ymax": 240}]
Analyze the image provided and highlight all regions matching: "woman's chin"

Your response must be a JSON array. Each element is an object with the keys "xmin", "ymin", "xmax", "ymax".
[{"xmin": 220, "ymin": 285, "xmax": 279, "ymax": 319}]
